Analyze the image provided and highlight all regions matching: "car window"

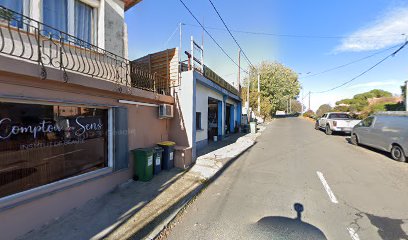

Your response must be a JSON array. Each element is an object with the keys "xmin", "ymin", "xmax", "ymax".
[
  {"xmin": 322, "ymin": 114, "xmax": 326, "ymax": 118},
  {"xmin": 328, "ymin": 113, "xmax": 351, "ymax": 119},
  {"xmin": 361, "ymin": 117, "xmax": 374, "ymax": 127}
]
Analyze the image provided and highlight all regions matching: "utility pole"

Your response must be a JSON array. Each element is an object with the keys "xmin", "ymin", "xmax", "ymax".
[
  {"xmin": 308, "ymin": 91, "xmax": 311, "ymax": 111},
  {"xmin": 190, "ymin": 36, "xmax": 194, "ymax": 70},
  {"xmin": 179, "ymin": 22, "xmax": 182, "ymax": 84},
  {"xmin": 238, "ymin": 49, "xmax": 241, "ymax": 92},
  {"xmin": 289, "ymin": 98, "xmax": 292, "ymax": 113},
  {"xmin": 301, "ymin": 91, "xmax": 304, "ymax": 116},
  {"xmin": 286, "ymin": 99, "xmax": 289, "ymax": 114},
  {"xmin": 246, "ymin": 76, "xmax": 250, "ymax": 123},
  {"xmin": 257, "ymin": 73, "xmax": 260, "ymax": 114},
  {"xmin": 405, "ymin": 80, "xmax": 408, "ymax": 111}
]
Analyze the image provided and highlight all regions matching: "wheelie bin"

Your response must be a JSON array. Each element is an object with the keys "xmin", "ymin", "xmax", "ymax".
[
  {"xmin": 157, "ymin": 141, "xmax": 176, "ymax": 170},
  {"xmin": 131, "ymin": 148, "xmax": 154, "ymax": 181},
  {"xmin": 153, "ymin": 146, "xmax": 164, "ymax": 175}
]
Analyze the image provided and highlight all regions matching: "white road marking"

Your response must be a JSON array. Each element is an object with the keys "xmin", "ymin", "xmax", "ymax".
[
  {"xmin": 347, "ymin": 227, "xmax": 360, "ymax": 240},
  {"xmin": 316, "ymin": 171, "xmax": 338, "ymax": 204}
]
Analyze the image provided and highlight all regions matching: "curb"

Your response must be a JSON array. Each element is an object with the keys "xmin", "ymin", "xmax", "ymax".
[{"xmin": 145, "ymin": 133, "xmax": 262, "ymax": 239}]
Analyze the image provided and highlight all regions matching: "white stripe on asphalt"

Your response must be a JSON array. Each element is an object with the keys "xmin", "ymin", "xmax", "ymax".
[
  {"xmin": 347, "ymin": 227, "xmax": 360, "ymax": 240},
  {"xmin": 316, "ymin": 171, "xmax": 338, "ymax": 204}
]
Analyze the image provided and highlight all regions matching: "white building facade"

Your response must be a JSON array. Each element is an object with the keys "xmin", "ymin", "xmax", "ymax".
[{"xmin": 176, "ymin": 69, "xmax": 242, "ymax": 160}]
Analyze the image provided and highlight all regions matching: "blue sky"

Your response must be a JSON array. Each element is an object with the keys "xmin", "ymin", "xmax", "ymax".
[{"xmin": 125, "ymin": 0, "xmax": 408, "ymax": 111}]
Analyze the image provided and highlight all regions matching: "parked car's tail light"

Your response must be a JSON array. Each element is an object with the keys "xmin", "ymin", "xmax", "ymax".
[{"xmin": 333, "ymin": 121, "xmax": 337, "ymax": 127}]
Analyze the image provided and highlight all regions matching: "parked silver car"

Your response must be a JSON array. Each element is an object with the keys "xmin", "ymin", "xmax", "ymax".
[{"xmin": 351, "ymin": 112, "xmax": 408, "ymax": 162}]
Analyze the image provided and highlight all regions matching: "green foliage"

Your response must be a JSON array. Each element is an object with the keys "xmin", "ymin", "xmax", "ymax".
[
  {"xmin": 303, "ymin": 109, "xmax": 317, "ymax": 119},
  {"xmin": 290, "ymin": 100, "xmax": 303, "ymax": 113},
  {"xmin": 316, "ymin": 104, "xmax": 332, "ymax": 117},
  {"xmin": 333, "ymin": 105, "xmax": 350, "ymax": 112},
  {"xmin": 0, "ymin": 8, "xmax": 14, "ymax": 20},
  {"xmin": 335, "ymin": 89, "xmax": 393, "ymax": 112},
  {"xmin": 357, "ymin": 101, "xmax": 405, "ymax": 119},
  {"xmin": 241, "ymin": 61, "xmax": 300, "ymax": 120}
]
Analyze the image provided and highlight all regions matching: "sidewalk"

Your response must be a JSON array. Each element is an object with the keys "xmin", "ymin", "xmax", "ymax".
[{"xmin": 19, "ymin": 125, "xmax": 267, "ymax": 240}]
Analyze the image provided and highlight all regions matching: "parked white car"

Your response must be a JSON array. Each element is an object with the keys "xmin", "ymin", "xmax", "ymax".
[
  {"xmin": 351, "ymin": 112, "xmax": 408, "ymax": 162},
  {"xmin": 315, "ymin": 112, "xmax": 361, "ymax": 135}
]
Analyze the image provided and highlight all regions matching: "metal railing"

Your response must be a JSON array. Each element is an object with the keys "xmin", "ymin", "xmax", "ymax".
[{"xmin": 0, "ymin": 6, "xmax": 170, "ymax": 95}]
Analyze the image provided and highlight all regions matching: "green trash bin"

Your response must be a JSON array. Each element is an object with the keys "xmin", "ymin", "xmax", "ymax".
[{"xmin": 132, "ymin": 148, "xmax": 154, "ymax": 181}]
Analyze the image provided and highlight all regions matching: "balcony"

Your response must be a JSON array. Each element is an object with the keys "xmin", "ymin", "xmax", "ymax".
[{"xmin": 0, "ymin": 6, "xmax": 170, "ymax": 96}]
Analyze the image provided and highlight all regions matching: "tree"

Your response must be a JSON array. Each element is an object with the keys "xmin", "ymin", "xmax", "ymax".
[
  {"xmin": 290, "ymin": 100, "xmax": 303, "ymax": 113},
  {"xmin": 241, "ymin": 61, "xmax": 301, "ymax": 120},
  {"xmin": 335, "ymin": 89, "xmax": 393, "ymax": 112},
  {"xmin": 303, "ymin": 109, "xmax": 317, "ymax": 119},
  {"xmin": 316, "ymin": 104, "xmax": 332, "ymax": 117}
]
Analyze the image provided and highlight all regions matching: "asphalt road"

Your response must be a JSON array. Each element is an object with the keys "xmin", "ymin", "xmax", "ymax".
[{"xmin": 166, "ymin": 117, "xmax": 408, "ymax": 240}]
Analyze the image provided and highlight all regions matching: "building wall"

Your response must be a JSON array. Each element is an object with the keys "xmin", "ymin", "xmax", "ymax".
[
  {"xmin": 169, "ymin": 71, "xmax": 194, "ymax": 155},
  {"xmin": 105, "ymin": 0, "xmax": 126, "ymax": 57},
  {"xmin": 195, "ymin": 83, "xmax": 223, "ymax": 143},
  {"xmin": 171, "ymin": 70, "xmax": 242, "ymax": 158},
  {"xmin": 0, "ymin": 63, "xmax": 171, "ymax": 239}
]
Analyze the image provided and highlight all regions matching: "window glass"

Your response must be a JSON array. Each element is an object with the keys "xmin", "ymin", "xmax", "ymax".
[
  {"xmin": 43, "ymin": 0, "xmax": 68, "ymax": 38},
  {"xmin": 328, "ymin": 113, "xmax": 351, "ymax": 119},
  {"xmin": 0, "ymin": 0, "xmax": 23, "ymax": 13},
  {"xmin": 0, "ymin": 102, "xmax": 108, "ymax": 198},
  {"xmin": 196, "ymin": 112, "xmax": 202, "ymax": 130},
  {"xmin": 0, "ymin": 0, "xmax": 23, "ymax": 27},
  {"xmin": 74, "ymin": 0, "xmax": 93, "ymax": 43},
  {"xmin": 361, "ymin": 117, "xmax": 374, "ymax": 127}
]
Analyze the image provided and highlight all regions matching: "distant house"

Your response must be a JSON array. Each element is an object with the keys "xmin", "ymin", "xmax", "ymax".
[
  {"xmin": 131, "ymin": 41, "xmax": 242, "ymax": 161},
  {"xmin": 367, "ymin": 97, "xmax": 403, "ymax": 105}
]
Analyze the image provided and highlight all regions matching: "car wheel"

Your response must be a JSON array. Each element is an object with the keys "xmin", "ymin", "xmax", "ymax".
[
  {"xmin": 315, "ymin": 122, "xmax": 320, "ymax": 130},
  {"xmin": 391, "ymin": 145, "xmax": 406, "ymax": 162},
  {"xmin": 351, "ymin": 134, "xmax": 359, "ymax": 145},
  {"xmin": 325, "ymin": 125, "xmax": 333, "ymax": 135}
]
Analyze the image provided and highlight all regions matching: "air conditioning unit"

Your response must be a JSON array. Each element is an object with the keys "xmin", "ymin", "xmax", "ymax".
[{"xmin": 159, "ymin": 104, "xmax": 173, "ymax": 119}]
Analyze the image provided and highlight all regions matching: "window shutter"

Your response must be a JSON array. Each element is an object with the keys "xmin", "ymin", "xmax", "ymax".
[{"xmin": 113, "ymin": 107, "xmax": 129, "ymax": 171}]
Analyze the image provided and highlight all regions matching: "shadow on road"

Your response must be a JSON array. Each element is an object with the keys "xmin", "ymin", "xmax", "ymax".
[
  {"xmin": 366, "ymin": 213, "xmax": 408, "ymax": 240},
  {"xmin": 345, "ymin": 137, "xmax": 400, "ymax": 161},
  {"xmin": 251, "ymin": 203, "xmax": 327, "ymax": 240}
]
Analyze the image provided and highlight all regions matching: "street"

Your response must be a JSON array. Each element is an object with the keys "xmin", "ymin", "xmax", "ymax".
[{"xmin": 166, "ymin": 117, "xmax": 408, "ymax": 240}]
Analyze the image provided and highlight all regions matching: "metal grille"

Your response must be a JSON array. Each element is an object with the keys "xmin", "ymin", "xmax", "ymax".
[{"xmin": 0, "ymin": 6, "xmax": 170, "ymax": 95}]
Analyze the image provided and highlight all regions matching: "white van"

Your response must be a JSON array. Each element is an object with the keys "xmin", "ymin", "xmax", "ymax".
[{"xmin": 351, "ymin": 112, "xmax": 408, "ymax": 162}]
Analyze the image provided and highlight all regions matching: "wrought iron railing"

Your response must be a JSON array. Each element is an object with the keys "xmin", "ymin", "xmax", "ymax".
[{"xmin": 0, "ymin": 5, "xmax": 170, "ymax": 95}]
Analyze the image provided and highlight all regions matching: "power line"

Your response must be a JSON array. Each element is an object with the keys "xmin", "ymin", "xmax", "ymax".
[
  {"xmin": 313, "ymin": 41, "xmax": 408, "ymax": 94},
  {"xmin": 164, "ymin": 24, "xmax": 180, "ymax": 47},
  {"xmin": 184, "ymin": 23, "xmax": 406, "ymax": 39},
  {"xmin": 178, "ymin": 0, "xmax": 249, "ymax": 74},
  {"xmin": 300, "ymin": 43, "xmax": 404, "ymax": 79},
  {"xmin": 207, "ymin": 0, "xmax": 254, "ymax": 68}
]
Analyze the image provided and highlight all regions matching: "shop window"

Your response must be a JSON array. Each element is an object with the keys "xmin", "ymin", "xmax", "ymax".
[
  {"xmin": 0, "ymin": 102, "xmax": 108, "ymax": 198},
  {"xmin": 196, "ymin": 112, "xmax": 202, "ymax": 130}
]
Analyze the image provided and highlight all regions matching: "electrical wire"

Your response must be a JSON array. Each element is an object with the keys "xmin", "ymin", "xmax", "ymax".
[
  {"xmin": 164, "ymin": 24, "xmax": 180, "ymax": 47},
  {"xmin": 300, "ymin": 43, "xmax": 404, "ymax": 79},
  {"xmin": 178, "ymin": 0, "xmax": 249, "ymax": 74},
  {"xmin": 207, "ymin": 0, "xmax": 254, "ymax": 68},
  {"xmin": 184, "ymin": 23, "xmax": 405, "ymax": 39},
  {"xmin": 312, "ymin": 41, "xmax": 408, "ymax": 94}
]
